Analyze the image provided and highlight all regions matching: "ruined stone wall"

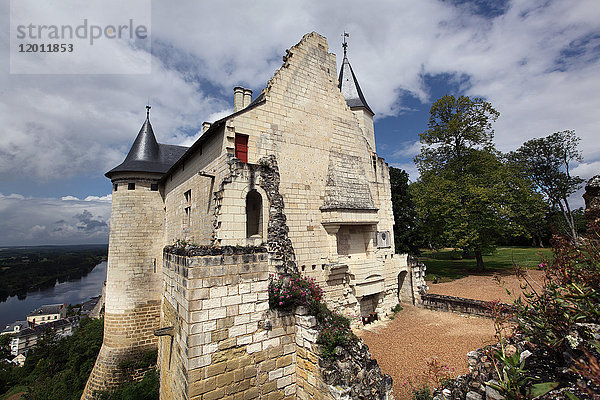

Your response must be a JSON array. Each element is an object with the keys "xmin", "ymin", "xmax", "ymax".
[
  {"xmin": 218, "ymin": 32, "xmax": 411, "ymax": 319},
  {"xmin": 82, "ymin": 175, "xmax": 164, "ymax": 399},
  {"xmin": 159, "ymin": 248, "xmax": 338, "ymax": 400}
]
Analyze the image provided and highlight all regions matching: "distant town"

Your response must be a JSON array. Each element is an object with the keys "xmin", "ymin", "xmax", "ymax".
[{"xmin": 1, "ymin": 296, "xmax": 103, "ymax": 366}]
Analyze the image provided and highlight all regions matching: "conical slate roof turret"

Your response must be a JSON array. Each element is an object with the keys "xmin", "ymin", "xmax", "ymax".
[
  {"xmin": 338, "ymin": 35, "xmax": 374, "ymax": 115},
  {"xmin": 123, "ymin": 106, "xmax": 160, "ymax": 163},
  {"xmin": 106, "ymin": 106, "xmax": 188, "ymax": 178}
]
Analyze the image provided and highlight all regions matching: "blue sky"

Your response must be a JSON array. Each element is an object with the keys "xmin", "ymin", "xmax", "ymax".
[{"xmin": 1, "ymin": 0, "xmax": 599, "ymax": 245}]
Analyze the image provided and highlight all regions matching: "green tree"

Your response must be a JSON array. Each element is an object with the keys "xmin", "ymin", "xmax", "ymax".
[
  {"xmin": 510, "ymin": 130, "xmax": 584, "ymax": 241},
  {"xmin": 501, "ymin": 158, "xmax": 550, "ymax": 247},
  {"xmin": 389, "ymin": 167, "xmax": 421, "ymax": 255},
  {"xmin": 413, "ymin": 95, "xmax": 511, "ymax": 270}
]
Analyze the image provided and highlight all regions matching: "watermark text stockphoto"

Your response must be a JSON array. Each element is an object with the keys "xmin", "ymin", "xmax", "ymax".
[{"xmin": 10, "ymin": 0, "xmax": 151, "ymax": 74}]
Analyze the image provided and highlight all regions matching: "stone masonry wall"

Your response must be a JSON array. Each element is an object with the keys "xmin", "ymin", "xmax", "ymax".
[
  {"xmin": 220, "ymin": 32, "xmax": 409, "ymax": 320},
  {"xmin": 160, "ymin": 248, "xmax": 387, "ymax": 400},
  {"xmin": 160, "ymin": 248, "xmax": 298, "ymax": 399}
]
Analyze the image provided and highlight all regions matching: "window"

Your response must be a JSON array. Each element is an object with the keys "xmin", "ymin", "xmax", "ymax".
[
  {"xmin": 184, "ymin": 190, "xmax": 192, "ymax": 228},
  {"xmin": 235, "ymin": 134, "xmax": 248, "ymax": 163},
  {"xmin": 151, "ymin": 183, "xmax": 158, "ymax": 191},
  {"xmin": 184, "ymin": 207, "xmax": 191, "ymax": 228},
  {"xmin": 113, "ymin": 183, "xmax": 118, "ymax": 191},
  {"xmin": 128, "ymin": 183, "xmax": 135, "ymax": 190},
  {"xmin": 246, "ymin": 190, "xmax": 262, "ymax": 237}
]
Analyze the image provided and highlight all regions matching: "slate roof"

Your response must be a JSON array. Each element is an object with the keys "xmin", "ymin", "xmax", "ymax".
[
  {"xmin": 106, "ymin": 115, "xmax": 188, "ymax": 178},
  {"xmin": 1, "ymin": 320, "xmax": 28, "ymax": 334},
  {"xmin": 338, "ymin": 50, "xmax": 374, "ymax": 115},
  {"xmin": 321, "ymin": 151, "xmax": 376, "ymax": 211},
  {"xmin": 27, "ymin": 303, "xmax": 64, "ymax": 317}
]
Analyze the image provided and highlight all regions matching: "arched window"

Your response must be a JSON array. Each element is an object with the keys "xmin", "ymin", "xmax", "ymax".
[{"xmin": 246, "ymin": 190, "xmax": 262, "ymax": 237}]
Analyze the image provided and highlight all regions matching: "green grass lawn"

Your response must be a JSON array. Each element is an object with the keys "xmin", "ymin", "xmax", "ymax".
[{"xmin": 420, "ymin": 246, "xmax": 553, "ymax": 282}]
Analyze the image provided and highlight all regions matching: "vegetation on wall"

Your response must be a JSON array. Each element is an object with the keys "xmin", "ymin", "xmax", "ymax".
[{"xmin": 268, "ymin": 273, "xmax": 356, "ymax": 359}]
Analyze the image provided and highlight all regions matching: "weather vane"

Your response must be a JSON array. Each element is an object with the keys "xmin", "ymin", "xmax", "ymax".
[
  {"xmin": 146, "ymin": 104, "xmax": 151, "ymax": 118},
  {"xmin": 342, "ymin": 31, "xmax": 349, "ymax": 55}
]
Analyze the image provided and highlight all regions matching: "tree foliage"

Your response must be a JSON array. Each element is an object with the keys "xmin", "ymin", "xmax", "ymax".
[
  {"xmin": 414, "ymin": 95, "xmax": 507, "ymax": 270},
  {"xmin": 0, "ymin": 317, "xmax": 104, "ymax": 400},
  {"xmin": 389, "ymin": 167, "xmax": 422, "ymax": 255},
  {"xmin": 510, "ymin": 130, "xmax": 584, "ymax": 240}
]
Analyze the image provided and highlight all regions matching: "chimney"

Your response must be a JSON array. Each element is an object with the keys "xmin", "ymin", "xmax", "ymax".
[
  {"xmin": 243, "ymin": 88, "xmax": 252, "ymax": 108},
  {"xmin": 202, "ymin": 122, "xmax": 212, "ymax": 133},
  {"xmin": 233, "ymin": 86, "xmax": 244, "ymax": 112}
]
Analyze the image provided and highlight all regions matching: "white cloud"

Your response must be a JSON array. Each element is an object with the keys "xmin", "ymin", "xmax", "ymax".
[
  {"xmin": 1, "ymin": 0, "xmax": 599, "ymax": 241},
  {"xmin": 0, "ymin": 193, "xmax": 111, "ymax": 245},
  {"xmin": 392, "ymin": 141, "xmax": 422, "ymax": 159},
  {"xmin": 84, "ymin": 194, "xmax": 112, "ymax": 202},
  {"xmin": 2, "ymin": 0, "xmax": 598, "ymax": 183}
]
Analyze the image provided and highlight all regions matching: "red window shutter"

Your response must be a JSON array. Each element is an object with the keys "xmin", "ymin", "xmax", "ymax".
[{"xmin": 235, "ymin": 135, "xmax": 248, "ymax": 163}]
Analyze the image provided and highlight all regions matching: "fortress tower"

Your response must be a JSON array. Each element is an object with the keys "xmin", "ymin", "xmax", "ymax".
[{"xmin": 82, "ymin": 108, "xmax": 187, "ymax": 398}]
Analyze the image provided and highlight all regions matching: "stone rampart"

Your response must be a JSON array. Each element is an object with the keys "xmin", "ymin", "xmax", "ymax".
[{"xmin": 159, "ymin": 246, "xmax": 393, "ymax": 399}]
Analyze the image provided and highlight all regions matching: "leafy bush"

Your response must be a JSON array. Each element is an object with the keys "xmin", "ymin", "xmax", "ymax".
[
  {"xmin": 392, "ymin": 304, "xmax": 403, "ymax": 313},
  {"xmin": 497, "ymin": 231, "xmax": 600, "ymax": 398},
  {"xmin": 268, "ymin": 273, "xmax": 355, "ymax": 359},
  {"xmin": 514, "ymin": 235, "xmax": 600, "ymax": 350},
  {"xmin": 411, "ymin": 386, "xmax": 432, "ymax": 400},
  {"xmin": 0, "ymin": 317, "xmax": 104, "ymax": 400},
  {"xmin": 268, "ymin": 273, "xmax": 323, "ymax": 310}
]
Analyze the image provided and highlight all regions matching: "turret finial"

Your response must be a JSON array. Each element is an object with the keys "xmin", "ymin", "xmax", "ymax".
[
  {"xmin": 342, "ymin": 32, "xmax": 349, "ymax": 56},
  {"xmin": 146, "ymin": 104, "xmax": 151, "ymax": 119}
]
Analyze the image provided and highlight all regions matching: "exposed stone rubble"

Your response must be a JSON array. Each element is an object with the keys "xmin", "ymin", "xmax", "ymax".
[
  {"xmin": 258, "ymin": 155, "xmax": 298, "ymax": 274},
  {"xmin": 433, "ymin": 327, "xmax": 600, "ymax": 400},
  {"xmin": 319, "ymin": 339, "xmax": 395, "ymax": 400}
]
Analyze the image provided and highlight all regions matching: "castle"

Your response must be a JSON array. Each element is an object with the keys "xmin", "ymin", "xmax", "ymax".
[{"xmin": 83, "ymin": 32, "xmax": 426, "ymax": 399}]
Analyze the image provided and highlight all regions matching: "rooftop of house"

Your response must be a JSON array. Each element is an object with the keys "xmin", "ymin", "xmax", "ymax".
[
  {"xmin": 27, "ymin": 303, "xmax": 65, "ymax": 317},
  {"xmin": 1, "ymin": 320, "xmax": 28, "ymax": 335}
]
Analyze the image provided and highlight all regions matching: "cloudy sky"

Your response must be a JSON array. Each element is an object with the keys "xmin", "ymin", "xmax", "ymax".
[{"xmin": 1, "ymin": 0, "xmax": 599, "ymax": 245}]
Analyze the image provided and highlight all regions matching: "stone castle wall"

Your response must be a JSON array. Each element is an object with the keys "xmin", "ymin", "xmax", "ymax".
[
  {"xmin": 214, "ymin": 33, "xmax": 409, "ymax": 319},
  {"xmin": 159, "ymin": 248, "xmax": 337, "ymax": 400}
]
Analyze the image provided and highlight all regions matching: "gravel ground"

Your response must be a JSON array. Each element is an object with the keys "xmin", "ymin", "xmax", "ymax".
[
  {"xmin": 426, "ymin": 269, "xmax": 546, "ymax": 302},
  {"xmin": 358, "ymin": 271, "xmax": 547, "ymax": 399},
  {"xmin": 359, "ymin": 305, "xmax": 496, "ymax": 399}
]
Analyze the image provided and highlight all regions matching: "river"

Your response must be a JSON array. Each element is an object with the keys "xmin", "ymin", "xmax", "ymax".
[{"xmin": 0, "ymin": 261, "xmax": 107, "ymax": 329}]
